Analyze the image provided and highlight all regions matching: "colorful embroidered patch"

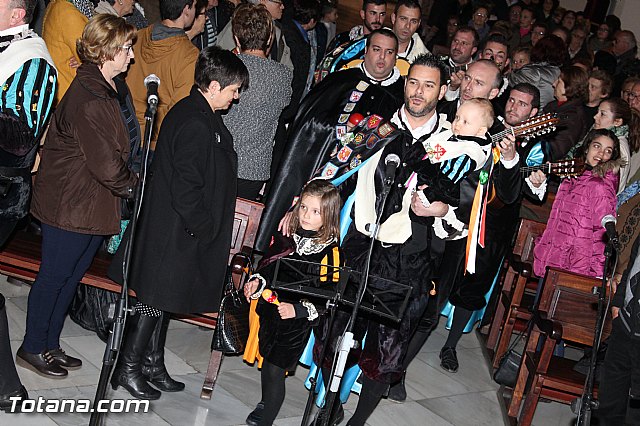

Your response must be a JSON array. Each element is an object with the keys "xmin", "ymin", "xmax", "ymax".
[
  {"xmin": 344, "ymin": 102, "xmax": 356, "ymax": 113},
  {"xmin": 350, "ymin": 155, "xmax": 362, "ymax": 169},
  {"xmin": 356, "ymin": 81, "xmax": 370, "ymax": 91},
  {"xmin": 338, "ymin": 114, "xmax": 349, "ymax": 124},
  {"xmin": 335, "ymin": 125, "xmax": 347, "ymax": 139},
  {"xmin": 431, "ymin": 143, "xmax": 446, "ymax": 161},
  {"xmin": 479, "ymin": 170, "xmax": 489, "ymax": 185},
  {"xmin": 321, "ymin": 70, "xmax": 329, "ymax": 79},
  {"xmin": 354, "ymin": 133, "xmax": 365, "ymax": 145},
  {"xmin": 342, "ymin": 132, "xmax": 355, "ymax": 145},
  {"xmin": 366, "ymin": 115, "xmax": 382, "ymax": 129},
  {"xmin": 349, "ymin": 91, "xmax": 363, "ymax": 102},
  {"xmin": 365, "ymin": 134, "xmax": 379, "ymax": 149},
  {"xmin": 377, "ymin": 122, "xmax": 394, "ymax": 138},
  {"xmin": 321, "ymin": 162, "xmax": 339, "ymax": 178},
  {"xmin": 337, "ymin": 146, "xmax": 353, "ymax": 162}
]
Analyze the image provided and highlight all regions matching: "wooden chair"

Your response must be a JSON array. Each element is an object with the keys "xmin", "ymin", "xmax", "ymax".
[
  {"xmin": 504, "ymin": 267, "xmax": 612, "ymax": 425},
  {"xmin": 488, "ymin": 218, "xmax": 546, "ymax": 367}
]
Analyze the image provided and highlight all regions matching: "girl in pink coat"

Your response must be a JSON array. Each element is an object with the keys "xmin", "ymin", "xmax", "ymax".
[{"xmin": 533, "ymin": 128, "xmax": 623, "ymax": 279}]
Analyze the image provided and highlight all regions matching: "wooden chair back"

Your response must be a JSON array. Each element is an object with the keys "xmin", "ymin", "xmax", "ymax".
[{"xmin": 505, "ymin": 267, "xmax": 613, "ymax": 425}]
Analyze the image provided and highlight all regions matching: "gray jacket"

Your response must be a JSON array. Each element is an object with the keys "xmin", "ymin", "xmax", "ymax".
[{"xmin": 508, "ymin": 62, "xmax": 561, "ymax": 109}]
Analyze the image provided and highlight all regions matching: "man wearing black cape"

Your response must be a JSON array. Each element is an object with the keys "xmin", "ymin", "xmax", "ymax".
[{"xmin": 256, "ymin": 28, "xmax": 405, "ymax": 251}]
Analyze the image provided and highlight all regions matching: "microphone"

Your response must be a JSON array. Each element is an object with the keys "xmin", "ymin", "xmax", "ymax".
[
  {"xmin": 143, "ymin": 74, "xmax": 160, "ymax": 107},
  {"xmin": 384, "ymin": 153, "xmax": 401, "ymax": 186},
  {"xmin": 601, "ymin": 215, "xmax": 619, "ymax": 247}
]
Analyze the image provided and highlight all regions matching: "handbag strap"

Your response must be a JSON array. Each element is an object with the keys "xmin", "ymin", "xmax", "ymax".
[{"xmin": 505, "ymin": 316, "xmax": 535, "ymax": 353}]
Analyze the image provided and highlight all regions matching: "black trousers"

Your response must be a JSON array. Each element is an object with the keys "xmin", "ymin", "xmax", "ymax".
[{"xmin": 597, "ymin": 317, "xmax": 640, "ymax": 425}]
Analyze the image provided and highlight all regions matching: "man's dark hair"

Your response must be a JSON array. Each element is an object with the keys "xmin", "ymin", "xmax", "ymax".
[
  {"xmin": 160, "ymin": 0, "xmax": 194, "ymax": 21},
  {"xmin": 195, "ymin": 46, "xmax": 249, "ymax": 92},
  {"xmin": 393, "ymin": 0, "xmax": 420, "ymax": 15},
  {"xmin": 321, "ymin": 1, "xmax": 337, "ymax": 15},
  {"xmin": 362, "ymin": 0, "xmax": 386, "ymax": 11},
  {"xmin": 532, "ymin": 21, "xmax": 548, "ymax": 32},
  {"xmin": 454, "ymin": 26, "xmax": 480, "ymax": 47},
  {"xmin": 520, "ymin": 6, "xmax": 535, "ymax": 18},
  {"xmin": 293, "ymin": 0, "xmax": 321, "ymax": 25},
  {"xmin": 9, "ymin": 0, "xmax": 36, "ymax": 24},
  {"xmin": 511, "ymin": 82, "xmax": 540, "ymax": 109},
  {"xmin": 409, "ymin": 54, "xmax": 447, "ymax": 88},
  {"xmin": 365, "ymin": 28, "xmax": 398, "ymax": 51},
  {"xmin": 481, "ymin": 33, "xmax": 509, "ymax": 54}
]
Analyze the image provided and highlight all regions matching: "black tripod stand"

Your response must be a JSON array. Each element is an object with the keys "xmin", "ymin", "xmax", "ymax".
[{"xmin": 88, "ymin": 95, "xmax": 157, "ymax": 426}]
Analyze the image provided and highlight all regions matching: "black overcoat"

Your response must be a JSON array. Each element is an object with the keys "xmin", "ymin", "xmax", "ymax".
[{"xmin": 127, "ymin": 86, "xmax": 237, "ymax": 314}]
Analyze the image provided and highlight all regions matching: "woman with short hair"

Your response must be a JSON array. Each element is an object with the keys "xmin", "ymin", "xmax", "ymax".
[
  {"xmin": 18, "ymin": 14, "xmax": 138, "ymax": 378},
  {"xmin": 223, "ymin": 3, "xmax": 292, "ymax": 200},
  {"xmin": 110, "ymin": 46, "xmax": 249, "ymax": 400}
]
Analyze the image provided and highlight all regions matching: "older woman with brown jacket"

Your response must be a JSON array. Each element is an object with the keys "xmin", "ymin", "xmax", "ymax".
[{"xmin": 17, "ymin": 15, "xmax": 138, "ymax": 378}]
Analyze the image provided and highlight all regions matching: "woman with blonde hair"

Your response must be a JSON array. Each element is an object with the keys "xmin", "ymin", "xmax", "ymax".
[{"xmin": 18, "ymin": 14, "xmax": 138, "ymax": 378}]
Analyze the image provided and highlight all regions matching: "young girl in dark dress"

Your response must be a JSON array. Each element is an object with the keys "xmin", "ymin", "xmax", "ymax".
[{"xmin": 243, "ymin": 179, "xmax": 343, "ymax": 426}]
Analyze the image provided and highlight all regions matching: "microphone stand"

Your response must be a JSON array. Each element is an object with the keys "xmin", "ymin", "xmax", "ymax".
[
  {"xmin": 574, "ymin": 239, "xmax": 616, "ymax": 426},
  {"xmin": 319, "ymin": 167, "xmax": 397, "ymax": 426},
  {"xmin": 89, "ymin": 99, "xmax": 157, "ymax": 426}
]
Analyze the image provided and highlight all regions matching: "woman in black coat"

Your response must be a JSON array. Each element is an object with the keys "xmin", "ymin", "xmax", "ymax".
[{"xmin": 110, "ymin": 46, "xmax": 249, "ymax": 400}]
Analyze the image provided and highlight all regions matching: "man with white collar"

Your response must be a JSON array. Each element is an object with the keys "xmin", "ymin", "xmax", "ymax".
[
  {"xmin": 310, "ymin": 53, "xmax": 453, "ymax": 426},
  {"xmin": 1, "ymin": 0, "xmax": 56, "ymax": 247},
  {"xmin": 0, "ymin": 0, "xmax": 56, "ymax": 410},
  {"xmin": 256, "ymin": 28, "xmax": 405, "ymax": 251},
  {"xmin": 391, "ymin": 0, "xmax": 429, "ymax": 62}
]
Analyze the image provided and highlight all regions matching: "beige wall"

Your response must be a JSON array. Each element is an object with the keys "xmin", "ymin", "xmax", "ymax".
[{"xmin": 611, "ymin": 0, "xmax": 640, "ymax": 37}]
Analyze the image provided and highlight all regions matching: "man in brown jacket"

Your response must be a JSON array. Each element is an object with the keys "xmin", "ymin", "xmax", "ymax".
[{"xmin": 126, "ymin": 0, "xmax": 199, "ymax": 147}]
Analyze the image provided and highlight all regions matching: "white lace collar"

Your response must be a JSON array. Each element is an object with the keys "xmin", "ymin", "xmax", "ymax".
[{"xmin": 293, "ymin": 234, "xmax": 336, "ymax": 255}]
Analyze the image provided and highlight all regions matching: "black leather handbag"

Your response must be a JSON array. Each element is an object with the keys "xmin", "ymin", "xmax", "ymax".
[{"xmin": 211, "ymin": 257, "xmax": 252, "ymax": 355}]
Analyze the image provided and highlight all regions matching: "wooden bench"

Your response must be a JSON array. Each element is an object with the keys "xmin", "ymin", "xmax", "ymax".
[{"xmin": 0, "ymin": 198, "xmax": 264, "ymax": 398}]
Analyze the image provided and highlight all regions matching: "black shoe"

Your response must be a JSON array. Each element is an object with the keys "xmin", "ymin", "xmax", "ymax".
[
  {"xmin": 111, "ymin": 314, "xmax": 161, "ymax": 400},
  {"xmin": 387, "ymin": 374, "xmax": 407, "ymax": 403},
  {"xmin": 246, "ymin": 401, "xmax": 264, "ymax": 426},
  {"xmin": 311, "ymin": 402, "xmax": 344, "ymax": 426},
  {"xmin": 16, "ymin": 346, "xmax": 68, "ymax": 377},
  {"xmin": 0, "ymin": 385, "xmax": 28, "ymax": 413},
  {"xmin": 141, "ymin": 312, "xmax": 185, "ymax": 392},
  {"xmin": 48, "ymin": 348, "xmax": 82, "ymax": 369},
  {"xmin": 439, "ymin": 347, "xmax": 459, "ymax": 373}
]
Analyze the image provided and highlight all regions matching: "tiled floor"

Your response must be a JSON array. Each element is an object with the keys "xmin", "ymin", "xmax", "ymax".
[{"xmin": 0, "ymin": 276, "xmax": 580, "ymax": 425}]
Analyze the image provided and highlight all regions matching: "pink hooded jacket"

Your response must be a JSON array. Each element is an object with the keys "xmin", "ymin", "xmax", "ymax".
[{"xmin": 533, "ymin": 168, "xmax": 619, "ymax": 278}]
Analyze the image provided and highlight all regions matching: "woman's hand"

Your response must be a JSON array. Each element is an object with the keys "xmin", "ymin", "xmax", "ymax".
[
  {"xmin": 69, "ymin": 57, "xmax": 80, "ymax": 69},
  {"xmin": 244, "ymin": 278, "xmax": 259, "ymax": 302},
  {"xmin": 278, "ymin": 211, "xmax": 294, "ymax": 236},
  {"xmin": 529, "ymin": 170, "xmax": 547, "ymax": 188},
  {"xmin": 278, "ymin": 302, "xmax": 296, "ymax": 319}
]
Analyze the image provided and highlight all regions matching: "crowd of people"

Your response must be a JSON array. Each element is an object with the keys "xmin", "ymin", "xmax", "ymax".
[{"xmin": 1, "ymin": 0, "xmax": 640, "ymax": 424}]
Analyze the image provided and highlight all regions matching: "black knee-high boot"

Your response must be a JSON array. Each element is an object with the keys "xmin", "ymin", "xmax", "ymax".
[
  {"xmin": 141, "ymin": 312, "xmax": 184, "ymax": 392},
  {"xmin": 111, "ymin": 313, "xmax": 161, "ymax": 400}
]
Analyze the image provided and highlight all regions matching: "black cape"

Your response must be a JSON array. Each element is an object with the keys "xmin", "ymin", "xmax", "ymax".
[{"xmin": 256, "ymin": 67, "xmax": 404, "ymax": 251}]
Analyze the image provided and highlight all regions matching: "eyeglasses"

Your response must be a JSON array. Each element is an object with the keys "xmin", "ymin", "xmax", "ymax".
[
  {"xmin": 475, "ymin": 13, "xmax": 487, "ymax": 18},
  {"xmin": 534, "ymin": 31, "xmax": 545, "ymax": 36},
  {"xmin": 627, "ymin": 92, "xmax": 640, "ymax": 101},
  {"xmin": 120, "ymin": 45, "xmax": 133, "ymax": 55},
  {"xmin": 267, "ymin": 0, "xmax": 283, "ymax": 4}
]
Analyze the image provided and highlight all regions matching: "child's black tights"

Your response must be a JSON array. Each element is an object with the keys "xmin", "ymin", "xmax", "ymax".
[{"xmin": 258, "ymin": 360, "xmax": 286, "ymax": 426}]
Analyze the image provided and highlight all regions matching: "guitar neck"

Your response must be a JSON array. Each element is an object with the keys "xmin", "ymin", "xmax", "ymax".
[{"xmin": 519, "ymin": 163, "xmax": 551, "ymax": 176}]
